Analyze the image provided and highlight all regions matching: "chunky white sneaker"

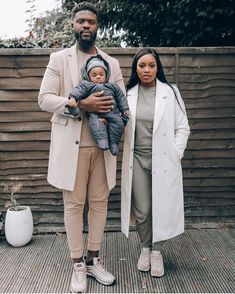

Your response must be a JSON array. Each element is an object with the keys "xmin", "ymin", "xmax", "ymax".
[
  {"xmin": 86, "ymin": 257, "xmax": 115, "ymax": 285},
  {"xmin": 70, "ymin": 262, "xmax": 87, "ymax": 293},
  {"xmin": 137, "ymin": 247, "xmax": 150, "ymax": 271},
  {"xmin": 150, "ymin": 250, "xmax": 164, "ymax": 277}
]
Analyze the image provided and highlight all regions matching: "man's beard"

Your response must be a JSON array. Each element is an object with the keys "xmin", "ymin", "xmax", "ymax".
[{"xmin": 75, "ymin": 30, "xmax": 97, "ymax": 50}]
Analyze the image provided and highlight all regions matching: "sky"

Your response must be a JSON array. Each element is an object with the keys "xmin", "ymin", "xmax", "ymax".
[{"xmin": 0, "ymin": 0, "xmax": 61, "ymax": 39}]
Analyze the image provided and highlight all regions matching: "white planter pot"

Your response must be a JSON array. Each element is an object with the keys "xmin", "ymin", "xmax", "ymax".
[{"xmin": 5, "ymin": 206, "xmax": 33, "ymax": 247}]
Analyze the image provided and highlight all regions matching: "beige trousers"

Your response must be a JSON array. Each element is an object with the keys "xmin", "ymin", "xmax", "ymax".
[{"xmin": 63, "ymin": 147, "xmax": 109, "ymax": 259}]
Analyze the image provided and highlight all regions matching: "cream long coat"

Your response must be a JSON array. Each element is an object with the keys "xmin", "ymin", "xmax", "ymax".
[
  {"xmin": 121, "ymin": 80, "xmax": 190, "ymax": 242},
  {"xmin": 38, "ymin": 45, "xmax": 125, "ymax": 192}
]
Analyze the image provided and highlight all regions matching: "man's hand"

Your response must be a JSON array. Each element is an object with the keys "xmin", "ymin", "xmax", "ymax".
[
  {"xmin": 79, "ymin": 91, "xmax": 114, "ymax": 113},
  {"xmin": 67, "ymin": 97, "xmax": 77, "ymax": 108}
]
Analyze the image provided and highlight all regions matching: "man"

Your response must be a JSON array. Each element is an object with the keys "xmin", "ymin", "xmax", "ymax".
[{"xmin": 38, "ymin": 2, "xmax": 126, "ymax": 293}]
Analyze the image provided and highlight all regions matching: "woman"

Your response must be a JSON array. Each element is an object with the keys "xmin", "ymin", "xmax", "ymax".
[{"xmin": 121, "ymin": 48, "xmax": 190, "ymax": 277}]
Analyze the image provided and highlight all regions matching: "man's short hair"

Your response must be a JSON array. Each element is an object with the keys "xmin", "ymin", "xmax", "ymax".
[{"xmin": 71, "ymin": 2, "xmax": 98, "ymax": 20}]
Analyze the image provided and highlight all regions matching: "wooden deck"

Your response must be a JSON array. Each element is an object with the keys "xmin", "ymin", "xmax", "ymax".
[{"xmin": 0, "ymin": 229, "xmax": 234, "ymax": 293}]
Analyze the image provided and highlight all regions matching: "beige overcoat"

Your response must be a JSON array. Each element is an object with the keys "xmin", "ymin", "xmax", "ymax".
[
  {"xmin": 121, "ymin": 80, "xmax": 190, "ymax": 242},
  {"xmin": 38, "ymin": 44, "xmax": 125, "ymax": 191}
]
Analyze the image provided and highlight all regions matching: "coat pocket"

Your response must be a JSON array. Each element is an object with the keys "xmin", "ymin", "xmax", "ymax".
[
  {"xmin": 174, "ymin": 144, "xmax": 183, "ymax": 160},
  {"xmin": 51, "ymin": 114, "xmax": 68, "ymax": 126}
]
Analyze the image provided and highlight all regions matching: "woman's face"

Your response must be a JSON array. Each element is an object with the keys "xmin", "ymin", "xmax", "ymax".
[{"xmin": 136, "ymin": 53, "xmax": 157, "ymax": 87}]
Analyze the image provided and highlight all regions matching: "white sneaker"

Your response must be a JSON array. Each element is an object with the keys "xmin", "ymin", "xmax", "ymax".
[
  {"xmin": 150, "ymin": 250, "xmax": 164, "ymax": 277},
  {"xmin": 70, "ymin": 262, "xmax": 87, "ymax": 293},
  {"xmin": 86, "ymin": 257, "xmax": 115, "ymax": 285},
  {"xmin": 137, "ymin": 247, "xmax": 150, "ymax": 271}
]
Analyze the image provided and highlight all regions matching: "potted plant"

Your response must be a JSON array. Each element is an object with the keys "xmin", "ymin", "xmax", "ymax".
[{"xmin": 4, "ymin": 183, "xmax": 33, "ymax": 247}]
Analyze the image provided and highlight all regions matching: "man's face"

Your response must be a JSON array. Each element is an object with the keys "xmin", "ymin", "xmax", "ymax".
[{"xmin": 73, "ymin": 10, "xmax": 98, "ymax": 50}]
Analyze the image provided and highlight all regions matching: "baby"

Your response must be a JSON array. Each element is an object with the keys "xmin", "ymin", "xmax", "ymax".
[{"xmin": 66, "ymin": 54, "xmax": 129, "ymax": 156}]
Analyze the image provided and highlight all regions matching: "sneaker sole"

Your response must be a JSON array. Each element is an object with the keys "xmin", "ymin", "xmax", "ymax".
[
  {"xmin": 137, "ymin": 266, "xmax": 150, "ymax": 272},
  {"xmin": 151, "ymin": 271, "xmax": 164, "ymax": 278},
  {"xmin": 70, "ymin": 287, "xmax": 86, "ymax": 293},
  {"xmin": 87, "ymin": 272, "xmax": 115, "ymax": 286}
]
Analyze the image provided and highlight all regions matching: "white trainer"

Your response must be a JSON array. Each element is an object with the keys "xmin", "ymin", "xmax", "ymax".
[
  {"xmin": 70, "ymin": 262, "xmax": 87, "ymax": 293},
  {"xmin": 137, "ymin": 247, "xmax": 150, "ymax": 271},
  {"xmin": 86, "ymin": 257, "xmax": 115, "ymax": 285},
  {"xmin": 150, "ymin": 250, "xmax": 164, "ymax": 277}
]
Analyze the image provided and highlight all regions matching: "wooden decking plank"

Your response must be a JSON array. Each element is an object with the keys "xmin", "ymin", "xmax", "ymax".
[
  {"xmin": 173, "ymin": 232, "xmax": 214, "ymax": 293},
  {"xmin": 0, "ymin": 229, "xmax": 234, "ymax": 293},
  {"xmin": 216, "ymin": 228, "xmax": 235, "ymax": 250},
  {"xmin": 44, "ymin": 235, "xmax": 71, "ymax": 293},
  {"xmin": 0, "ymin": 241, "xmax": 26, "ymax": 293},
  {"xmin": 31, "ymin": 235, "xmax": 65, "ymax": 292},
  {"xmin": 187, "ymin": 229, "xmax": 234, "ymax": 292},
  {"xmin": 203, "ymin": 229, "xmax": 235, "ymax": 284},
  {"xmin": 19, "ymin": 235, "xmax": 57, "ymax": 293},
  {"xmin": 1, "ymin": 236, "xmax": 54, "ymax": 293},
  {"xmin": 186, "ymin": 230, "xmax": 226, "ymax": 292}
]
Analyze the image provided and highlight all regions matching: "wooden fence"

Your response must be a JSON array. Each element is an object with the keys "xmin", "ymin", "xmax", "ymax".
[{"xmin": 0, "ymin": 47, "xmax": 235, "ymax": 233}]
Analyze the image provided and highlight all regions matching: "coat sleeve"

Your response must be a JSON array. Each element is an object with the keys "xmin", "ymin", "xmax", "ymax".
[
  {"xmin": 111, "ymin": 59, "xmax": 126, "ymax": 96},
  {"xmin": 173, "ymin": 85, "xmax": 190, "ymax": 159},
  {"xmin": 38, "ymin": 52, "xmax": 68, "ymax": 115},
  {"xmin": 69, "ymin": 80, "xmax": 93, "ymax": 101},
  {"xmin": 113, "ymin": 84, "xmax": 129, "ymax": 112}
]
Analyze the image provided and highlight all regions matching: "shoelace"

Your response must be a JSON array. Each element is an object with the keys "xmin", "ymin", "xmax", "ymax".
[
  {"xmin": 151, "ymin": 254, "xmax": 161, "ymax": 266},
  {"xmin": 95, "ymin": 259, "xmax": 109, "ymax": 274},
  {"xmin": 141, "ymin": 251, "xmax": 150, "ymax": 256},
  {"xmin": 140, "ymin": 249, "xmax": 150, "ymax": 260},
  {"xmin": 75, "ymin": 266, "xmax": 86, "ymax": 283}
]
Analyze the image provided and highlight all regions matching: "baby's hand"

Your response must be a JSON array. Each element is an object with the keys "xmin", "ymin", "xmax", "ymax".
[
  {"xmin": 123, "ymin": 110, "xmax": 130, "ymax": 118},
  {"xmin": 67, "ymin": 97, "xmax": 77, "ymax": 108}
]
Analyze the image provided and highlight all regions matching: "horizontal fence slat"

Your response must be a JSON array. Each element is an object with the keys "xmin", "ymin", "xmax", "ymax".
[{"xmin": 0, "ymin": 47, "xmax": 234, "ymax": 231}]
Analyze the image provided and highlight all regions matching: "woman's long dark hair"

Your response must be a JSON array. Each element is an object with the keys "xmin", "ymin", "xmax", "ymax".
[{"xmin": 126, "ymin": 48, "xmax": 183, "ymax": 111}]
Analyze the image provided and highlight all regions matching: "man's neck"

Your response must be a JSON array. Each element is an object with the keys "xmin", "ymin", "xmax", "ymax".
[{"xmin": 76, "ymin": 43, "xmax": 97, "ymax": 55}]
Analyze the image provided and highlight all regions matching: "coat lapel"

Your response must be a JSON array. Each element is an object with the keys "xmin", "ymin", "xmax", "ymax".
[
  {"xmin": 127, "ymin": 84, "xmax": 139, "ymax": 132},
  {"xmin": 153, "ymin": 80, "xmax": 168, "ymax": 133},
  {"xmin": 68, "ymin": 45, "xmax": 79, "ymax": 87},
  {"xmin": 128, "ymin": 81, "xmax": 167, "ymax": 134}
]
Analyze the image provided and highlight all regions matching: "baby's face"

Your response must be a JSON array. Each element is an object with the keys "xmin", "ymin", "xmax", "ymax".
[{"xmin": 88, "ymin": 67, "xmax": 106, "ymax": 83}]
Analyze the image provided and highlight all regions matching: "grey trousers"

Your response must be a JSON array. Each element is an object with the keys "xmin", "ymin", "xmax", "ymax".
[{"xmin": 132, "ymin": 151, "xmax": 165, "ymax": 251}]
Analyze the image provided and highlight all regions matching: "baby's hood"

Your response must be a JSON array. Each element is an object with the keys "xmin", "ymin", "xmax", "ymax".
[{"xmin": 81, "ymin": 54, "xmax": 111, "ymax": 82}]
